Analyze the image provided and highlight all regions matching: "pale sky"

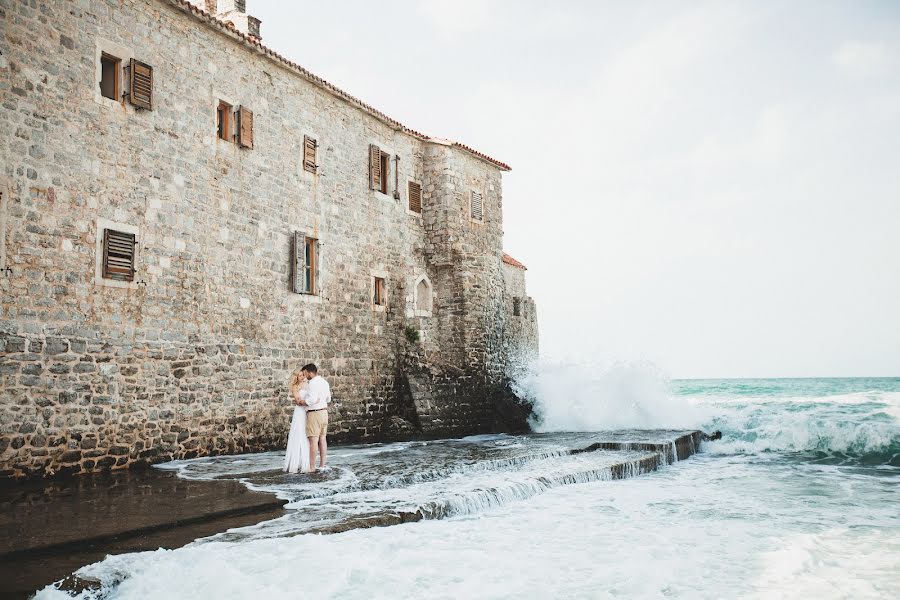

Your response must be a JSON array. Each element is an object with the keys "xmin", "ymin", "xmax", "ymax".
[{"xmin": 253, "ymin": 0, "xmax": 900, "ymax": 379}]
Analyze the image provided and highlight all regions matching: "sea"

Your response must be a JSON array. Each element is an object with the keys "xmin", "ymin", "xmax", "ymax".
[{"xmin": 35, "ymin": 368, "xmax": 900, "ymax": 599}]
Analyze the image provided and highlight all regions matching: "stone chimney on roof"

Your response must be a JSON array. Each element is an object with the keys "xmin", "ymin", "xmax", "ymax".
[{"xmin": 206, "ymin": 0, "xmax": 262, "ymax": 40}]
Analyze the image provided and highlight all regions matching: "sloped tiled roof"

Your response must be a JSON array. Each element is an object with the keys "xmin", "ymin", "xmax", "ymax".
[
  {"xmin": 502, "ymin": 253, "xmax": 527, "ymax": 270},
  {"xmin": 168, "ymin": 0, "xmax": 511, "ymax": 171}
]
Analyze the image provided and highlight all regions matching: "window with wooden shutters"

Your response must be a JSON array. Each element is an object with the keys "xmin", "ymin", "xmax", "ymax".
[
  {"xmin": 470, "ymin": 191, "xmax": 484, "ymax": 221},
  {"xmin": 236, "ymin": 105, "xmax": 253, "ymax": 149},
  {"xmin": 408, "ymin": 181, "xmax": 422, "ymax": 213},
  {"xmin": 100, "ymin": 53, "xmax": 121, "ymax": 101},
  {"xmin": 102, "ymin": 229, "xmax": 136, "ymax": 282},
  {"xmin": 373, "ymin": 277, "xmax": 386, "ymax": 306},
  {"xmin": 369, "ymin": 144, "xmax": 382, "ymax": 192},
  {"xmin": 303, "ymin": 136, "xmax": 317, "ymax": 174},
  {"xmin": 128, "ymin": 58, "xmax": 153, "ymax": 110},
  {"xmin": 291, "ymin": 232, "xmax": 318, "ymax": 294}
]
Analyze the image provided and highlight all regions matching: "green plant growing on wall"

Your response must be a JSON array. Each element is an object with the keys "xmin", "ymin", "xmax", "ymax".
[{"xmin": 404, "ymin": 325, "xmax": 420, "ymax": 344}]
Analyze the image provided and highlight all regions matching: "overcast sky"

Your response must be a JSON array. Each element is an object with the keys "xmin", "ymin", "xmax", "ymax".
[{"xmin": 254, "ymin": 0, "xmax": 900, "ymax": 378}]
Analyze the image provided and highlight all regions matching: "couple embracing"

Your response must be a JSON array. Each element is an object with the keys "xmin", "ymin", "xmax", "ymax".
[{"xmin": 284, "ymin": 363, "xmax": 331, "ymax": 474}]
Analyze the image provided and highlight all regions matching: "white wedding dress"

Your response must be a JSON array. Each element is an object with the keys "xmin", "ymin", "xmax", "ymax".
[{"xmin": 284, "ymin": 404, "xmax": 311, "ymax": 474}]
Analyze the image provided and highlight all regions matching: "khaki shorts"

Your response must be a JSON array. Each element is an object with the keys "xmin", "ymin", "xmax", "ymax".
[{"xmin": 306, "ymin": 409, "xmax": 328, "ymax": 438}]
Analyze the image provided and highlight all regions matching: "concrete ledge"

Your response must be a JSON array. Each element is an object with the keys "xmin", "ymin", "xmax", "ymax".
[{"xmin": 0, "ymin": 467, "xmax": 286, "ymax": 560}]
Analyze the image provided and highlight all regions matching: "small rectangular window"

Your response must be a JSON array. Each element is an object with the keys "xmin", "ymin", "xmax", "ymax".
[
  {"xmin": 100, "ymin": 53, "xmax": 121, "ymax": 101},
  {"xmin": 471, "ymin": 191, "xmax": 484, "ymax": 221},
  {"xmin": 102, "ymin": 229, "xmax": 136, "ymax": 281},
  {"xmin": 513, "ymin": 297, "xmax": 521, "ymax": 317},
  {"xmin": 408, "ymin": 181, "xmax": 422, "ymax": 213},
  {"xmin": 217, "ymin": 101, "xmax": 232, "ymax": 141},
  {"xmin": 303, "ymin": 136, "xmax": 317, "ymax": 174},
  {"xmin": 374, "ymin": 277, "xmax": 386, "ymax": 306},
  {"xmin": 291, "ymin": 232, "xmax": 319, "ymax": 295}
]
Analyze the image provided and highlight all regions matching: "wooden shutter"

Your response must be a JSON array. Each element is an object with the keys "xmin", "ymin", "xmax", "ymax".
[
  {"xmin": 471, "ymin": 191, "xmax": 484, "ymax": 221},
  {"xmin": 237, "ymin": 105, "xmax": 253, "ymax": 149},
  {"xmin": 369, "ymin": 144, "xmax": 381, "ymax": 191},
  {"xmin": 102, "ymin": 229, "xmax": 136, "ymax": 282},
  {"xmin": 290, "ymin": 231, "xmax": 306, "ymax": 293},
  {"xmin": 408, "ymin": 181, "xmax": 422, "ymax": 213},
  {"xmin": 128, "ymin": 58, "xmax": 153, "ymax": 110},
  {"xmin": 303, "ymin": 136, "xmax": 317, "ymax": 173}
]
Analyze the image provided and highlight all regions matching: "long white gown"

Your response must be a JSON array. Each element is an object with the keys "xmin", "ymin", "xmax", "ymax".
[{"xmin": 284, "ymin": 404, "xmax": 311, "ymax": 474}]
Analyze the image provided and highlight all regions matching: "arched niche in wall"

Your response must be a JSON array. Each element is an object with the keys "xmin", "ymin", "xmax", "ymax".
[{"xmin": 413, "ymin": 274, "xmax": 433, "ymax": 316}]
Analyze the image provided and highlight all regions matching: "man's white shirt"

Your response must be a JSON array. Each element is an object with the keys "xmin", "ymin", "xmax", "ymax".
[{"xmin": 300, "ymin": 376, "xmax": 331, "ymax": 411}]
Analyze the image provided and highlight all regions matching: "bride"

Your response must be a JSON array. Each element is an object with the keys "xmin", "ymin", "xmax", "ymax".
[{"xmin": 284, "ymin": 369, "xmax": 311, "ymax": 474}]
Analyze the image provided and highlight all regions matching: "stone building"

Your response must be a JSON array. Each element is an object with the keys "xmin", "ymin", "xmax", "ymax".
[{"xmin": 0, "ymin": 0, "xmax": 538, "ymax": 477}]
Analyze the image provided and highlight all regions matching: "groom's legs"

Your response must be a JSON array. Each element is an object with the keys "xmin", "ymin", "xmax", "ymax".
[
  {"xmin": 318, "ymin": 436, "xmax": 327, "ymax": 468},
  {"xmin": 307, "ymin": 437, "xmax": 317, "ymax": 472}
]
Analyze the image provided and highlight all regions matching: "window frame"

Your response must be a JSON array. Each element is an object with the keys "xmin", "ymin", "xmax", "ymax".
[
  {"xmin": 373, "ymin": 276, "xmax": 386, "ymax": 306},
  {"xmin": 94, "ymin": 218, "xmax": 141, "ymax": 289},
  {"xmin": 217, "ymin": 100, "xmax": 233, "ymax": 142},
  {"xmin": 302, "ymin": 236, "xmax": 318, "ymax": 295},
  {"xmin": 99, "ymin": 52, "xmax": 121, "ymax": 102},
  {"xmin": 378, "ymin": 151, "xmax": 390, "ymax": 195},
  {"xmin": 95, "ymin": 39, "xmax": 133, "ymax": 108},
  {"xmin": 407, "ymin": 179, "xmax": 423, "ymax": 215}
]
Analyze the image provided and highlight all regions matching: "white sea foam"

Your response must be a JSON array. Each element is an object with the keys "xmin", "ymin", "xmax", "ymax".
[
  {"xmin": 35, "ymin": 454, "xmax": 900, "ymax": 600},
  {"xmin": 514, "ymin": 359, "xmax": 709, "ymax": 432}
]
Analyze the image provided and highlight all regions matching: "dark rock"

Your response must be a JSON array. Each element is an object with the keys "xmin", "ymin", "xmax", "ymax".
[
  {"xmin": 44, "ymin": 338, "xmax": 69, "ymax": 354},
  {"xmin": 59, "ymin": 450, "xmax": 81, "ymax": 463}
]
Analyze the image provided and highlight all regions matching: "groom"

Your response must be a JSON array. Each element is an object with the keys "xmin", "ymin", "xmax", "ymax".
[{"xmin": 297, "ymin": 363, "xmax": 331, "ymax": 470}]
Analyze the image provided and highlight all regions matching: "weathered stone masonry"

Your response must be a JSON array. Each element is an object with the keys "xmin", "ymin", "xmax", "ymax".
[{"xmin": 0, "ymin": 0, "xmax": 538, "ymax": 477}]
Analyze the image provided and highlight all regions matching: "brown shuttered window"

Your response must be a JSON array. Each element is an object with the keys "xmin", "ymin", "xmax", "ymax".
[
  {"xmin": 369, "ymin": 144, "xmax": 382, "ymax": 191},
  {"xmin": 408, "ymin": 181, "xmax": 422, "ymax": 213},
  {"xmin": 236, "ymin": 105, "xmax": 253, "ymax": 149},
  {"xmin": 471, "ymin": 191, "xmax": 484, "ymax": 221},
  {"xmin": 303, "ymin": 136, "xmax": 317, "ymax": 174},
  {"xmin": 128, "ymin": 58, "xmax": 153, "ymax": 110},
  {"xmin": 102, "ymin": 229, "xmax": 136, "ymax": 282}
]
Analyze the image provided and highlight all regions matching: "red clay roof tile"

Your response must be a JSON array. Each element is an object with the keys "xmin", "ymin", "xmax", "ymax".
[{"xmin": 502, "ymin": 253, "xmax": 527, "ymax": 270}]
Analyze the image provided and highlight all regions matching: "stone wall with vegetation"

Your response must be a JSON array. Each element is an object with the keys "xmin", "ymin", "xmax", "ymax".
[{"xmin": 0, "ymin": 0, "xmax": 537, "ymax": 477}]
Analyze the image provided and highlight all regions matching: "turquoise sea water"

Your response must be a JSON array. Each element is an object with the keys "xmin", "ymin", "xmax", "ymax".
[
  {"xmin": 36, "ymin": 375, "xmax": 900, "ymax": 599},
  {"xmin": 676, "ymin": 376, "xmax": 900, "ymax": 466}
]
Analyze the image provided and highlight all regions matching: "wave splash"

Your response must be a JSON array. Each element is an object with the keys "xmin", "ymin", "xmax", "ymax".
[
  {"xmin": 512, "ymin": 359, "xmax": 708, "ymax": 432},
  {"xmin": 702, "ymin": 392, "xmax": 900, "ymax": 465}
]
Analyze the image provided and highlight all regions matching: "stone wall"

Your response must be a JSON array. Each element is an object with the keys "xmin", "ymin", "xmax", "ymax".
[
  {"xmin": 501, "ymin": 260, "xmax": 539, "ymax": 375},
  {"xmin": 0, "ymin": 0, "xmax": 538, "ymax": 477}
]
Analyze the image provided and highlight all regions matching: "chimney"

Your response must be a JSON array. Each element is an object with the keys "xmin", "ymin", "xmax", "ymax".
[{"xmin": 215, "ymin": 0, "xmax": 262, "ymax": 40}]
